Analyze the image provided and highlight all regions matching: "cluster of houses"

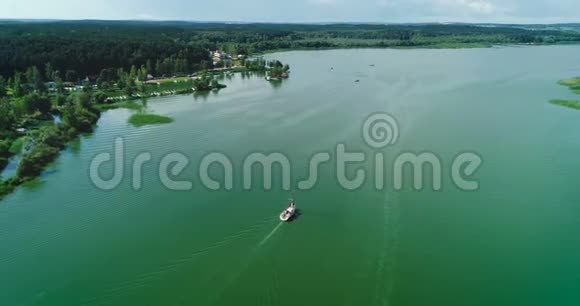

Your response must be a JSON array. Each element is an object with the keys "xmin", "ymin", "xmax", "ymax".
[
  {"xmin": 105, "ymin": 90, "xmax": 181, "ymax": 102},
  {"xmin": 44, "ymin": 74, "xmax": 159, "ymax": 93},
  {"xmin": 39, "ymin": 51, "xmax": 243, "ymax": 93},
  {"xmin": 45, "ymin": 81, "xmax": 95, "ymax": 92},
  {"xmin": 211, "ymin": 50, "xmax": 245, "ymax": 67}
]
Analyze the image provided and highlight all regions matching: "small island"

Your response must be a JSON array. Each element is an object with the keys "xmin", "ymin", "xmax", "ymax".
[
  {"xmin": 129, "ymin": 113, "xmax": 174, "ymax": 127},
  {"xmin": 550, "ymin": 77, "xmax": 580, "ymax": 110},
  {"xmin": 550, "ymin": 99, "xmax": 580, "ymax": 110},
  {"xmin": 265, "ymin": 60, "xmax": 291, "ymax": 81},
  {"xmin": 558, "ymin": 77, "xmax": 580, "ymax": 94}
]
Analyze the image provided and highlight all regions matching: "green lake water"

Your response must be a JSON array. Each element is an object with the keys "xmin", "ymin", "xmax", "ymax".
[{"xmin": 2, "ymin": 46, "xmax": 580, "ymax": 306}]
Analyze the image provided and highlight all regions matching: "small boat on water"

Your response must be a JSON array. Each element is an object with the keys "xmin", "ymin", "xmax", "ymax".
[{"xmin": 279, "ymin": 195, "xmax": 296, "ymax": 222}]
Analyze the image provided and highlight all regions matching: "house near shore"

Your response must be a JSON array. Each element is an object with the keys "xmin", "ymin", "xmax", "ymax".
[
  {"xmin": 211, "ymin": 50, "xmax": 234, "ymax": 66},
  {"xmin": 45, "ymin": 82, "xmax": 57, "ymax": 92},
  {"xmin": 60, "ymin": 82, "xmax": 75, "ymax": 91},
  {"xmin": 212, "ymin": 50, "xmax": 228, "ymax": 59}
]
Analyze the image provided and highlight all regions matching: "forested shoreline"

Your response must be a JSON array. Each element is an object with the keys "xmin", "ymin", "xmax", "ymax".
[
  {"xmin": 2, "ymin": 21, "xmax": 580, "ymax": 78},
  {"xmin": 1, "ymin": 21, "xmax": 580, "ymax": 199}
]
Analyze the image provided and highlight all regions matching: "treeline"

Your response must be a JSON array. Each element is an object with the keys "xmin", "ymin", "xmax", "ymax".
[
  {"xmin": 0, "ymin": 24, "xmax": 212, "ymax": 79},
  {"xmin": 2, "ymin": 21, "xmax": 580, "ymax": 80}
]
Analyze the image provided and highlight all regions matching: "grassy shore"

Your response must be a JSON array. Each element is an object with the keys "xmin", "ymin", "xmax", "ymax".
[
  {"xmin": 550, "ymin": 77, "xmax": 580, "ymax": 110},
  {"xmin": 550, "ymin": 99, "xmax": 580, "ymax": 110},
  {"xmin": 256, "ymin": 42, "xmax": 495, "ymax": 55},
  {"xmin": 129, "ymin": 113, "xmax": 174, "ymax": 127},
  {"xmin": 95, "ymin": 100, "xmax": 144, "ymax": 111},
  {"xmin": 558, "ymin": 77, "xmax": 580, "ymax": 94}
]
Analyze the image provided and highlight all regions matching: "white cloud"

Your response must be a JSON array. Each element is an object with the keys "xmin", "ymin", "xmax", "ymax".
[
  {"xmin": 375, "ymin": 0, "xmax": 393, "ymax": 8},
  {"xmin": 3, "ymin": 0, "xmax": 580, "ymax": 24},
  {"xmin": 440, "ymin": 0, "xmax": 496, "ymax": 14},
  {"xmin": 136, "ymin": 14, "xmax": 156, "ymax": 20},
  {"xmin": 310, "ymin": 0, "xmax": 338, "ymax": 6}
]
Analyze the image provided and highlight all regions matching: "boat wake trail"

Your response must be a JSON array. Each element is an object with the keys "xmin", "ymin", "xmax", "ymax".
[
  {"xmin": 205, "ymin": 221, "xmax": 285, "ymax": 305},
  {"xmin": 258, "ymin": 222, "xmax": 283, "ymax": 247},
  {"xmin": 374, "ymin": 192, "xmax": 401, "ymax": 306}
]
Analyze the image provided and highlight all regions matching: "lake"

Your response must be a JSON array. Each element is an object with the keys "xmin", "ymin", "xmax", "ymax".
[{"xmin": 2, "ymin": 46, "xmax": 580, "ymax": 306}]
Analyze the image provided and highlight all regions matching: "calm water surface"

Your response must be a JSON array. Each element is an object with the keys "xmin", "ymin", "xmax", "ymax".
[{"xmin": 2, "ymin": 46, "xmax": 580, "ymax": 306}]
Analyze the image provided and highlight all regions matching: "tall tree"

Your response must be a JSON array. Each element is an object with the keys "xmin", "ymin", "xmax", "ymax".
[
  {"xmin": 0, "ymin": 98, "xmax": 15, "ymax": 130},
  {"xmin": 55, "ymin": 78, "xmax": 65, "ymax": 94},
  {"xmin": 155, "ymin": 59, "xmax": 162, "ymax": 76},
  {"xmin": 25, "ymin": 66, "xmax": 45, "ymax": 92},
  {"xmin": 21, "ymin": 93, "xmax": 51, "ymax": 115},
  {"xmin": 45, "ymin": 62, "xmax": 54, "ymax": 82},
  {"xmin": 65, "ymin": 70, "xmax": 78, "ymax": 83},
  {"xmin": 0, "ymin": 76, "xmax": 6, "ymax": 97},
  {"xmin": 13, "ymin": 72, "xmax": 23, "ymax": 97},
  {"xmin": 75, "ymin": 91, "xmax": 93, "ymax": 109},
  {"xmin": 138, "ymin": 65, "xmax": 147, "ymax": 81},
  {"xmin": 129, "ymin": 65, "xmax": 137, "ymax": 80},
  {"xmin": 146, "ymin": 59, "xmax": 153, "ymax": 75}
]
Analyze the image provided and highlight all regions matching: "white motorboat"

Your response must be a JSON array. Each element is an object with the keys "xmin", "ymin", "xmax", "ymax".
[
  {"xmin": 279, "ymin": 194, "xmax": 296, "ymax": 222},
  {"xmin": 279, "ymin": 204, "xmax": 296, "ymax": 222}
]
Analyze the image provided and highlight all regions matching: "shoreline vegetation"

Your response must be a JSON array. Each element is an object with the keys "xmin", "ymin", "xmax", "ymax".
[
  {"xmin": 0, "ymin": 58, "xmax": 290, "ymax": 199},
  {"xmin": 551, "ymin": 78, "xmax": 580, "ymax": 110},
  {"xmin": 557, "ymin": 78, "xmax": 580, "ymax": 94},
  {"xmin": 0, "ymin": 91, "xmax": 100, "ymax": 198},
  {"xmin": 2, "ymin": 22, "xmax": 580, "ymax": 199},
  {"xmin": 550, "ymin": 99, "xmax": 580, "ymax": 110}
]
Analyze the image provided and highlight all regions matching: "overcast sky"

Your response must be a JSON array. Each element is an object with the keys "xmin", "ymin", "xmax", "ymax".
[{"xmin": 2, "ymin": 0, "xmax": 579, "ymax": 24}]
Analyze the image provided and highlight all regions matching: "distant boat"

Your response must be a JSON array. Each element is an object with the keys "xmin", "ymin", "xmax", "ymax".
[
  {"xmin": 369, "ymin": 64, "xmax": 375, "ymax": 67},
  {"xmin": 355, "ymin": 79, "xmax": 360, "ymax": 83}
]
